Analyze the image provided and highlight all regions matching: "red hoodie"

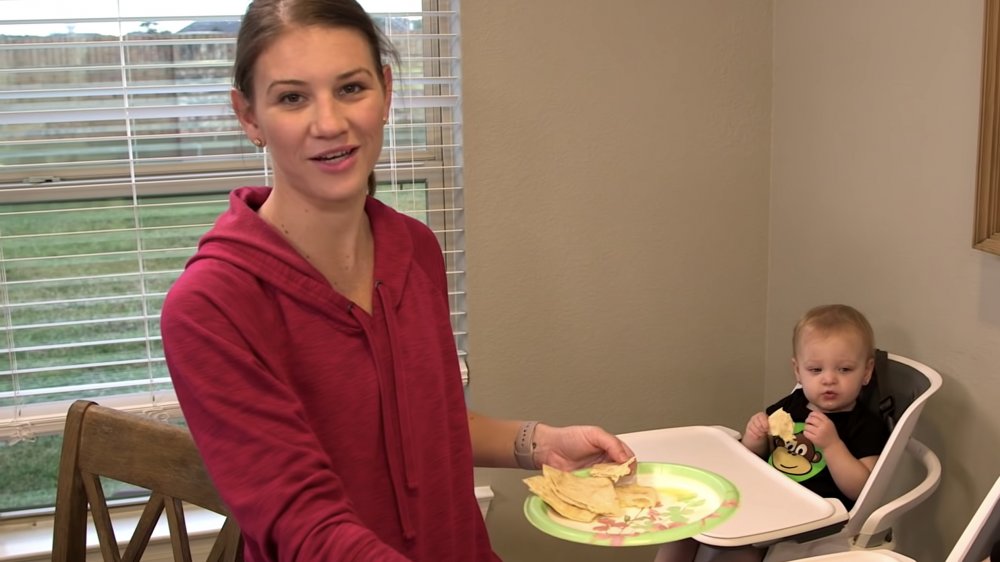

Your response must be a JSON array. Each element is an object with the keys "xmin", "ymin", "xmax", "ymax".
[{"xmin": 161, "ymin": 187, "xmax": 498, "ymax": 562}]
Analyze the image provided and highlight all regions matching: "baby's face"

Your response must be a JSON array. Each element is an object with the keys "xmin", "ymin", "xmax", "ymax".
[{"xmin": 792, "ymin": 327, "xmax": 873, "ymax": 413}]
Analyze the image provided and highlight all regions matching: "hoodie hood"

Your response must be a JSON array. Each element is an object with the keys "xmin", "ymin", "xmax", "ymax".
[{"xmin": 190, "ymin": 187, "xmax": 413, "ymax": 315}]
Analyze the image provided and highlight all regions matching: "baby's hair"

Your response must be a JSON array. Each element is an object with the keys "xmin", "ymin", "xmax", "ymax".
[{"xmin": 792, "ymin": 304, "xmax": 875, "ymax": 359}]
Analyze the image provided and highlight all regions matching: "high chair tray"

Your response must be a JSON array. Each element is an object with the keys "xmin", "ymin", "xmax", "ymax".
[{"xmin": 619, "ymin": 425, "xmax": 849, "ymax": 547}]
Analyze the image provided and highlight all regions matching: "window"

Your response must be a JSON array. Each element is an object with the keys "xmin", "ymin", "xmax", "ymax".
[{"xmin": 0, "ymin": 0, "xmax": 465, "ymax": 514}]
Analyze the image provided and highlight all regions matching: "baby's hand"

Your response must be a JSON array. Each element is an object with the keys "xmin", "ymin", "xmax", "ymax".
[
  {"xmin": 745, "ymin": 412, "xmax": 770, "ymax": 441},
  {"xmin": 740, "ymin": 412, "xmax": 771, "ymax": 457},
  {"xmin": 803, "ymin": 411, "xmax": 841, "ymax": 449}
]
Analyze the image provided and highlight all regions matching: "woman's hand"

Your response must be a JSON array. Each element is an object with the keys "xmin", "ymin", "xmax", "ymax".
[{"xmin": 531, "ymin": 424, "xmax": 635, "ymax": 472}]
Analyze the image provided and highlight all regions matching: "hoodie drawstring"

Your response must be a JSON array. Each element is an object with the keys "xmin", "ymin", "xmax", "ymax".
[
  {"xmin": 376, "ymin": 282, "xmax": 419, "ymax": 491},
  {"xmin": 349, "ymin": 282, "xmax": 417, "ymax": 541}
]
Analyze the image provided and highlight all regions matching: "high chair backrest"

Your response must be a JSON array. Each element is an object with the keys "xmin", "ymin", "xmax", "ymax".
[
  {"xmin": 52, "ymin": 400, "xmax": 243, "ymax": 562},
  {"xmin": 945, "ymin": 474, "xmax": 1000, "ymax": 562},
  {"xmin": 843, "ymin": 352, "xmax": 942, "ymax": 539},
  {"xmin": 857, "ymin": 350, "xmax": 928, "ymax": 435}
]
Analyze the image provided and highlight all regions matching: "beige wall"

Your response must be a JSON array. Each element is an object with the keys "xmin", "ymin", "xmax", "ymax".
[
  {"xmin": 769, "ymin": 1, "xmax": 1000, "ymax": 560},
  {"xmin": 462, "ymin": 1, "xmax": 772, "ymax": 561}
]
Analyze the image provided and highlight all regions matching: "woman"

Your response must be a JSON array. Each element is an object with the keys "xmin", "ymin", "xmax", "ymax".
[{"xmin": 160, "ymin": 1, "xmax": 634, "ymax": 560}]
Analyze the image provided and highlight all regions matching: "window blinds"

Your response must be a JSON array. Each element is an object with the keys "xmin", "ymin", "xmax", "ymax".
[{"xmin": 0, "ymin": 0, "xmax": 465, "ymax": 441}]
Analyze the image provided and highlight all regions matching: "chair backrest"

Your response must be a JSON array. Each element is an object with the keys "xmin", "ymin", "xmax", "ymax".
[
  {"xmin": 857, "ymin": 349, "xmax": 930, "ymax": 434},
  {"xmin": 843, "ymin": 352, "xmax": 942, "ymax": 538},
  {"xmin": 52, "ymin": 400, "xmax": 243, "ymax": 562},
  {"xmin": 945, "ymin": 474, "xmax": 1000, "ymax": 562}
]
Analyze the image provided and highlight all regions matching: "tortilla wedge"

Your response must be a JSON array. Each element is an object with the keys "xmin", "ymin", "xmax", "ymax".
[
  {"xmin": 543, "ymin": 464, "xmax": 622, "ymax": 516},
  {"xmin": 768, "ymin": 407, "xmax": 795, "ymax": 444},
  {"xmin": 523, "ymin": 475, "xmax": 598, "ymax": 522},
  {"xmin": 588, "ymin": 456, "xmax": 636, "ymax": 483},
  {"xmin": 524, "ymin": 463, "xmax": 661, "ymax": 523}
]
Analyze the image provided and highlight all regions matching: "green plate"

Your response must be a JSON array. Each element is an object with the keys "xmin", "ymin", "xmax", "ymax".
[{"xmin": 523, "ymin": 462, "xmax": 739, "ymax": 547}]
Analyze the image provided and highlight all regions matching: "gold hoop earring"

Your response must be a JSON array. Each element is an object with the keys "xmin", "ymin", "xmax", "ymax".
[{"xmin": 252, "ymin": 138, "xmax": 264, "ymax": 148}]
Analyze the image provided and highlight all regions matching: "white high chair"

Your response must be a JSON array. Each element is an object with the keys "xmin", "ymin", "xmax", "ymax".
[
  {"xmin": 783, "ymin": 473, "xmax": 1000, "ymax": 562},
  {"xmin": 945, "ymin": 474, "xmax": 1000, "ymax": 562},
  {"xmin": 758, "ymin": 352, "xmax": 943, "ymax": 560},
  {"xmin": 760, "ymin": 352, "xmax": 943, "ymax": 560},
  {"xmin": 648, "ymin": 352, "xmax": 942, "ymax": 561}
]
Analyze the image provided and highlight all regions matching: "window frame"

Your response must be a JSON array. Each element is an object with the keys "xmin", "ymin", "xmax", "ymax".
[{"xmin": 976, "ymin": 0, "xmax": 1000, "ymax": 255}]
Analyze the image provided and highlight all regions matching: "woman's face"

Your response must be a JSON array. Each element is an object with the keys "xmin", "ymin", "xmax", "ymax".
[{"xmin": 232, "ymin": 25, "xmax": 391, "ymax": 206}]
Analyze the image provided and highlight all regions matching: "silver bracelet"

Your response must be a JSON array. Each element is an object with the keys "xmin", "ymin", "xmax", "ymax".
[{"xmin": 514, "ymin": 421, "xmax": 540, "ymax": 470}]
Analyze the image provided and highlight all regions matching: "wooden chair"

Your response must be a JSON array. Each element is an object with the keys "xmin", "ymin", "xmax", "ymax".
[{"xmin": 51, "ymin": 400, "xmax": 243, "ymax": 562}]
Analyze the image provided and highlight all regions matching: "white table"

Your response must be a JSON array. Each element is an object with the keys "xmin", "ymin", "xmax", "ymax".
[{"xmin": 619, "ymin": 426, "xmax": 849, "ymax": 547}]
